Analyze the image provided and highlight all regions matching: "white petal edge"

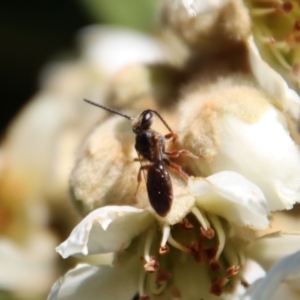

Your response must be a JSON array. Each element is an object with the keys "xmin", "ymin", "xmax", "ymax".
[
  {"xmin": 189, "ymin": 171, "xmax": 270, "ymax": 229},
  {"xmin": 48, "ymin": 258, "xmax": 140, "ymax": 300},
  {"xmin": 247, "ymin": 36, "xmax": 300, "ymax": 119},
  {"xmin": 78, "ymin": 25, "xmax": 166, "ymax": 77},
  {"xmin": 56, "ymin": 205, "xmax": 154, "ymax": 258},
  {"xmin": 241, "ymin": 249, "xmax": 300, "ymax": 300},
  {"xmin": 246, "ymin": 233, "xmax": 300, "ymax": 271}
]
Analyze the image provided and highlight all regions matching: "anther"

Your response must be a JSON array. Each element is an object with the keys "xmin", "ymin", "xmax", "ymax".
[
  {"xmin": 180, "ymin": 218, "xmax": 194, "ymax": 230},
  {"xmin": 210, "ymin": 258, "xmax": 221, "ymax": 271},
  {"xmin": 293, "ymin": 63, "xmax": 300, "ymax": 76},
  {"xmin": 190, "ymin": 241, "xmax": 203, "ymax": 263},
  {"xmin": 210, "ymin": 278, "xmax": 223, "ymax": 296},
  {"xmin": 159, "ymin": 245, "xmax": 169, "ymax": 255},
  {"xmin": 144, "ymin": 257, "xmax": 159, "ymax": 273},
  {"xmin": 156, "ymin": 270, "xmax": 172, "ymax": 284},
  {"xmin": 226, "ymin": 266, "xmax": 240, "ymax": 279},
  {"xmin": 241, "ymin": 280, "xmax": 250, "ymax": 288},
  {"xmin": 281, "ymin": 1, "xmax": 293, "ymax": 13},
  {"xmin": 200, "ymin": 227, "xmax": 215, "ymax": 239},
  {"xmin": 294, "ymin": 21, "xmax": 300, "ymax": 31}
]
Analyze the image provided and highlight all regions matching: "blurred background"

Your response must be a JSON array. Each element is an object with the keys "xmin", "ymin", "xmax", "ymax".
[
  {"xmin": 2, "ymin": 1, "xmax": 300, "ymax": 300},
  {"xmin": 0, "ymin": 1, "xmax": 159, "ymax": 299},
  {"xmin": 0, "ymin": 0, "xmax": 158, "ymax": 136},
  {"xmin": 1, "ymin": 1, "xmax": 89, "ymax": 136}
]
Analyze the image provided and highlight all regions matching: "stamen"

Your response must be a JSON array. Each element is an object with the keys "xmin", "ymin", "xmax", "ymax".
[
  {"xmin": 236, "ymin": 247, "xmax": 246, "ymax": 266},
  {"xmin": 258, "ymin": 35, "xmax": 276, "ymax": 44},
  {"xmin": 208, "ymin": 215, "xmax": 225, "ymax": 260},
  {"xmin": 167, "ymin": 233, "xmax": 190, "ymax": 253},
  {"xmin": 269, "ymin": 44, "xmax": 292, "ymax": 70},
  {"xmin": 223, "ymin": 242, "xmax": 239, "ymax": 267},
  {"xmin": 144, "ymin": 228, "xmax": 155, "ymax": 263},
  {"xmin": 258, "ymin": 35, "xmax": 288, "ymax": 50},
  {"xmin": 251, "ymin": 7, "xmax": 276, "ymax": 16},
  {"xmin": 160, "ymin": 225, "xmax": 170, "ymax": 254},
  {"xmin": 138, "ymin": 266, "xmax": 146, "ymax": 297},
  {"xmin": 160, "ymin": 225, "xmax": 170, "ymax": 248},
  {"xmin": 191, "ymin": 206, "xmax": 210, "ymax": 230}
]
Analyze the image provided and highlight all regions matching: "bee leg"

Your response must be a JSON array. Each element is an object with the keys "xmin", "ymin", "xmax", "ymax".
[
  {"xmin": 164, "ymin": 159, "xmax": 189, "ymax": 181},
  {"xmin": 165, "ymin": 149, "xmax": 198, "ymax": 159},
  {"xmin": 133, "ymin": 158, "xmax": 143, "ymax": 162},
  {"xmin": 164, "ymin": 132, "xmax": 178, "ymax": 142},
  {"xmin": 134, "ymin": 164, "xmax": 150, "ymax": 196}
]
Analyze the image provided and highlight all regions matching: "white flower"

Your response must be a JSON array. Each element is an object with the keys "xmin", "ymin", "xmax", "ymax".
[
  {"xmin": 0, "ymin": 24, "xmax": 167, "ymax": 298},
  {"xmin": 177, "ymin": 75, "xmax": 300, "ymax": 211},
  {"xmin": 49, "ymin": 171, "xmax": 272, "ymax": 299},
  {"xmin": 242, "ymin": 248, "xmax": 300, "ymax": 300},
  {"xmin": 47, "ymin": 1, "xmax": 300, "ymax": 299}
]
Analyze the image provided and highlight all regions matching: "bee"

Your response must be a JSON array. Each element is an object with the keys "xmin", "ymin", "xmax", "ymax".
[{"xmin": 84, "ymin": 99, "xmax": 196, "ymax": 216}]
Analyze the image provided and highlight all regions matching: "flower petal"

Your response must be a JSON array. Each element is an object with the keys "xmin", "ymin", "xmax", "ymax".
[
  {"xmin": 247, "ymin": 36, "xmax": 300, "ymax": 119},
  {"xmin": 48, "ymin": 258, "xmax": 140, "ymax": 300},
  {"xmin": 56, "ymin": 206, "xmax": 154, "ymax": 258},
  {"xmin": 79, "ymin": 26, "xmax": 166, "ymax": 77},
  {"xmin": 172, "ymin": 255, "xmax": 222, "ymax": 299},
  {"xmin": 246, "ymin": 233, "xmax": 300, "ymax": 271},
  {"xmin": 241, "ymin": 249, "xmax": 300, "ymax": 300},
  {"xmin": 189, "ymin": 171, "xmax": 270, "ymax": 229},
  {"xmin": 208, "ymin": 109, "xmax": 300, "ymax": 211}
]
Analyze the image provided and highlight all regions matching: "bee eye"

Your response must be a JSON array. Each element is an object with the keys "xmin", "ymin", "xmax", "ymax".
[{"xmin": 144, "ymin": 111, "xmax": 152, "ymax": 122}]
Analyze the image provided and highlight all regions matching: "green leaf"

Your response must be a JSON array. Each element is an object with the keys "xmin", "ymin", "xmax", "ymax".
[{"xmin": 78, "ymin": 0, "xmax": 160, "ymax": 32}]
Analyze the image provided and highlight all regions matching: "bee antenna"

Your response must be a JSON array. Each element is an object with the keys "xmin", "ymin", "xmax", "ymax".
[
  {"xmin": 84, "ymin": 99, "xmax": 133, "ymax": 120},
  {"xmin": 149, "ymin": 110, "xmax": 174, "ymax": 133}
]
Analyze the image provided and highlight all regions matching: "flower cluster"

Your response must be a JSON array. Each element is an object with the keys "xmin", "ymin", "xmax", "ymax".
[{"xmin": 48, "ymin": 1, "xmax": 300, "ymax": 299}]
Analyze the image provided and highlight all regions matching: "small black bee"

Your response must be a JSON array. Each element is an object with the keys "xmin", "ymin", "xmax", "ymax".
[{"xmin": 84, "ymin": 99, "xmax": 196, "ymax": 217}]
